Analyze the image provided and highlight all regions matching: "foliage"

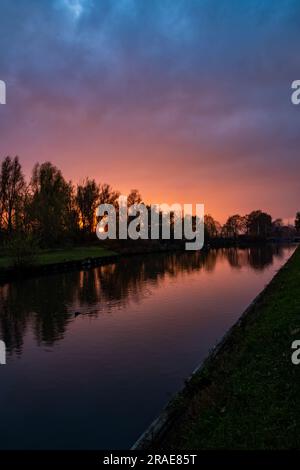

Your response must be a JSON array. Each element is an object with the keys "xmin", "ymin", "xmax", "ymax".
[
  {"xmin": 204, "ymin": 214, "xmax": 219, "ymax": 239},
  {"xmin": 0, "ymin": 156, "xmax": 25, "ymax": 232},
  {"xmin": 76, "ymin": 178, "xmax": 100, "ymax": 234},
  {"xmin": 6, "ymin": 233, "xmax": 39, "ymax": 268},
  {"xmin": 28, "ymin": 162, "xmax": 73, "ymax": 246},
  {"xmin": 99, "ymin": 183, "xmax": 120, "ymax": 207},
  {"xmin": 245, "ymin": 210, "xmax": 273, "ymax": 238},
  {"xmin": 0, "ymin": 156, "xmax": 297, "ymax": 248},
  {"xmin": 222, "ymin": 214, "xmax": 246, "ymax": 238},
  {"xmin": 127, "ymin": 189, "xmax": 142, "ymax": 206}
]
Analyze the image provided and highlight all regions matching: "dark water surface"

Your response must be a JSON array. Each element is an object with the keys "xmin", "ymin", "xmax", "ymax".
[{"xmin": 0, "ymin": 245, "xmax": 295, "ymax": 449}]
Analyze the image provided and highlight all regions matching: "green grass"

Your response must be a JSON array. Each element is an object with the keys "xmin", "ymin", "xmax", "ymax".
[
  {"xmin": 0, "ymin": 246, "xmax": 117, "ymax": 270},
  {"xmin": 160, "ymin": 246, "xmax": 300, "ymax": 449}
]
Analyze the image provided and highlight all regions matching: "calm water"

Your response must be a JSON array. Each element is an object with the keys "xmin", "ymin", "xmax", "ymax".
[{"xmin": 0, "ymin": 245, "xmax": 296, "ymax": 449}]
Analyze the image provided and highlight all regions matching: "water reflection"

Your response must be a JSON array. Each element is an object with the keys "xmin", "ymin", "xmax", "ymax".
[{"xmin": 0, "ymin": 245, "xmax": 292, "ymax": 356}]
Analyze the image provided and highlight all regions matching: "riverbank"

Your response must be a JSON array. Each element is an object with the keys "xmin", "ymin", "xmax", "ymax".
[
  {"xmin": 0, "ymin": 240, "xmax": 186, "ymax": 284},
  {"xmin": 0, "ymin": 246, "xmax": 116, "ymax": 269},
  {"xmin": 0, "ymin": 246, "xmax": 118, "ymax": 284},
  {"xmin": 136, "ymin": 245, "xmax": 300, "ymax": 449}
]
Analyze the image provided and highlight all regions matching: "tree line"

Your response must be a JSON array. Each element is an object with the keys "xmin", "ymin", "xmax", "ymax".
[
  {"xmin": 0, "ymin": 156, "xmax": 143, "ymax": 247},
  {"xmin": 0, "ymin": 156, "xmax": 299, "ymax": 249}
]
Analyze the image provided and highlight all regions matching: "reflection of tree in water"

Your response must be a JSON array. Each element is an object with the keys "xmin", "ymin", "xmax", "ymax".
[
  {"xmin": 0, "ymin": 245, "xmax": 291, "ymax": 355},
  {"xmin": 224, "ymin": 246, "xmax": 268, "ymax": 270},
  {"xmin": 0, "ymin": 274, "xmax": 79, "ymax": 354},
  {"xmin": 247, "ymin": 245, "xmax": 274, "ymax": 270},
  {"xmin": 222, "ymin": 245, "xmax": 287, "ymax": 271}
]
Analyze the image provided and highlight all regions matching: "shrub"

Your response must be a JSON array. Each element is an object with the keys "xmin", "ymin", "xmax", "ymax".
[{"xmin": 6, "ymin": 233, "xmax": 39, "ymax": 268}]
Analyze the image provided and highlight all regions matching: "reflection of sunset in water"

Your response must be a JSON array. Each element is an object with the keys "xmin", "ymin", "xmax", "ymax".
[{"xmin": 0, "ymin": 245, "xmax": 295, "ymax": 449}]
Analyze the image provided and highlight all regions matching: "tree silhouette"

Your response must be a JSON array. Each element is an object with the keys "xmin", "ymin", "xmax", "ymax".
[
  {"xmin": 0, "ymin": 155, "xmax": 293, "ymax": 248},
  {"xmin": 245, "ymin": 210, "xmax": 272, "ymax": 238},
  {"xmin": 29, "ymin": 162, "xmax": 72, "ymax": 246},
  {"xmin": 0, "ymin": 156, "xmax": 25, "ymax": 233},
  {"xmin": 222, "ymin": 214, "xmax": 246, "ymax": 239},
  {"xmin": 76, "ymin": 178, "xmax": 100, "ymax": 234}
]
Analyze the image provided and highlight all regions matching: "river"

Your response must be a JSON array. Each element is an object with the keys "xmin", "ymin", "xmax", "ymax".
[{"xmin": 0, "ymin": 245, "xmax": 295, "ymax": 449}]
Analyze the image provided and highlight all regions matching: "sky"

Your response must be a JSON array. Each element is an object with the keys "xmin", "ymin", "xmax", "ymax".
[{"xmin": 0, "ymin": 0, "xmax": 299, "ymax": 223}]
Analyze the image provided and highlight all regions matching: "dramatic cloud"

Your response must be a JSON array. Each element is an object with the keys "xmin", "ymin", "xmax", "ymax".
[{"xmin": 0, "ymin": 0, "xmax": 299, "ymax": 221}]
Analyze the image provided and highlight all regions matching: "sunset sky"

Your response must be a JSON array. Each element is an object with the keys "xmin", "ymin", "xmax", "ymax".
[{"xmin": 0, "ymin": 0, "xmax": 299, "ymax": 223}]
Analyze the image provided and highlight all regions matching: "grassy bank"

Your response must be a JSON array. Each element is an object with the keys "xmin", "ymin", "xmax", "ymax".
[
  {"xmin": 157, "ymin": 246, "xmax": 300, "ymax": 449},
  {"xmin": 0, "ymin": 246, "xmax": 116, "ymax": 270},
  {"xmin": 0, "ymin": 239, "xmax": 186, "ymax": 275}
]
